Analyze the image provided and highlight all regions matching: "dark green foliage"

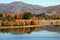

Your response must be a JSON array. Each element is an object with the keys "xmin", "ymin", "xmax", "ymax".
[
  {"xmin": 0, "ymin": 14, "xmax": 2, "ymax": 17},
  {"xmin": 0, "ymin": 14, "xmax": 2, "ymax": 20},
  {"xmin": 23, "ymin": 12, "xmax": 32, "ymax": 19}
]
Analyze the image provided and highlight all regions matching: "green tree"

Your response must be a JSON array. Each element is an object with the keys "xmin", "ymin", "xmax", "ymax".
[
  {"xmin": 0, "ymin": 14, "xmax": 2, "ymax": 20},
  {"xmin": 23, "ymin": 12, "xmax": 32, "ymax": 19},
  {"xmin": 0, "ymin": 14, "xmax": 2, "ymax": 17}
]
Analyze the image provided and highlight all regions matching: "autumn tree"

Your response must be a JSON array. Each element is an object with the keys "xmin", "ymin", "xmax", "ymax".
[
  {"xmin": 2, "ymin": 13, "xmax": 8, "ymax": 18},
  {"xmin": 8, "ymin": 13, "xmax": 15, "ymax": 18},
  {"xmin": 15, "ymin": 14, "xmax": 23, "ymax": 19}
]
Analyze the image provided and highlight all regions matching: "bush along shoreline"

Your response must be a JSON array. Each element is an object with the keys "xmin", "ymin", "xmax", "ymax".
[{"xmin": 0, "ymin": 12, "xmax": 40, "ymax": 26}]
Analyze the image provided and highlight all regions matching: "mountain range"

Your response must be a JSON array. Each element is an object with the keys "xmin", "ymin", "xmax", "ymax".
[{"xmin": 0, "ymin": 1, "xmax": 60, "ymax": 15}]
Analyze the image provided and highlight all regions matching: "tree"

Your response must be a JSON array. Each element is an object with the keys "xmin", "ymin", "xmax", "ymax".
[
  {"xmin": 0, "ymin": 14, "xmax": 2, "ymax": 20},
  {"xmin": 15, "ymin": 14, "xmax": 23, "ymax": 19},
  {"xmin": 2, "ymin": 13, "xmax": 8, "ymax": 18},
  {"xmin": 32, "ymin": 15, "xmax": 37, "ymax": 20},
  {"xmin": 8, "ymin": 13, "xmax": 15, "ymax": 18},
  {"xmin": 0, "ymin": 14, "xmax": 2, "ymax": 17},
  {"xmin": 23, "ymin": 12, "xmax": 32, "ymax": 19},
  {"xmin": 7, "ymin": 13, "xmax": 15, "ymax": 21}
]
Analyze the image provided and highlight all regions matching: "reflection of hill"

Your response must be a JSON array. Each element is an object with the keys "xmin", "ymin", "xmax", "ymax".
[{"xmin": 43, "ymin": 25, "xmax": 60, "ymax": 32}]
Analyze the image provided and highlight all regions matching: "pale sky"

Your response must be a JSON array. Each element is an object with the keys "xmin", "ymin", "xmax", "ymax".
[{"xmin": 0, "ymin": 0, "xmax": 60, "ymax": 7}]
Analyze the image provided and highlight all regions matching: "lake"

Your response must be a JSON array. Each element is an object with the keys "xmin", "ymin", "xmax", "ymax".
[{"xmin": 0, "ymin": 30, "xmax": 60, "ymax": 40}]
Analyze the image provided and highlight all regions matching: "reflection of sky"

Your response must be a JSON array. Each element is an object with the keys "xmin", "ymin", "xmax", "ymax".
[
  {"xmin": 0, "ymin": 30, "xmax": 60, "ymax": 38},
  {"xmin": 0, "ymin": 30, "xmax": 60, "ymax": 40},
  {"xmin": 0, "ymin": 0, "xmax": 60, "ymax": 7}
]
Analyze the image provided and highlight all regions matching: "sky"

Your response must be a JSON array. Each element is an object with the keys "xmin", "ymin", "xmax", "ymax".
[{"xmin": 0, "ymin": 0, "xmax": 60, "ymax": 7}]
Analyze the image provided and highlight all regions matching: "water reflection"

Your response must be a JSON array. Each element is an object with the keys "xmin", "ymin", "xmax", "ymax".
[
  {"xmin": 43, "ymin": 25, "xmax": 60, "ymax": 32},
  {"xmin": 0, "ymin": 30, "xmax": 60, "ymax": 37},
  {"xmin": 0, "ymin": 26, "xmax": 60, "ymax": 40}
]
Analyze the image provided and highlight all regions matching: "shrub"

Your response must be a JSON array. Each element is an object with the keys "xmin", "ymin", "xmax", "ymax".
[
  {"xmin": 30, "ymin": 20, "xmax": 39, "ymax": 25},
  {"xmin": 7, "ymin": 21, "xmax": 14, "ymax": 26},
  {"xmin": 19, "ymin": 20, "xmax": 25, "ymax": 26},
  {"xmin": 1, "ymin": 21, "xmax": 7, "ymax": 26},
  {"xmin": 1, "ymin": 21, "xmax": 14, "ymax": 26},
  {"xmin": 14, "ymin": 20, "xmax": 20, "ymax": 26},
  {"xmin": 25, "ymin": 20, "xmax": 31, "ymax": 26}
]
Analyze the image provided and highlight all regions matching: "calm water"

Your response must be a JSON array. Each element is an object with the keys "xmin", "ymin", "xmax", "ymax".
[{"xmin": 0, "ymin": 30, "xmax": 60, "ymax": 40}]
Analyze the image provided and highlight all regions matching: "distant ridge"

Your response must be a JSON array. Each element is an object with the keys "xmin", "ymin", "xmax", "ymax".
[
  {"xmin": 0, "ymin": 1, "xmax": 44, "ymax": 14},
  {"xmin": 0, "ymin": 1, "xmax": 60, "ymax": 15}
]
